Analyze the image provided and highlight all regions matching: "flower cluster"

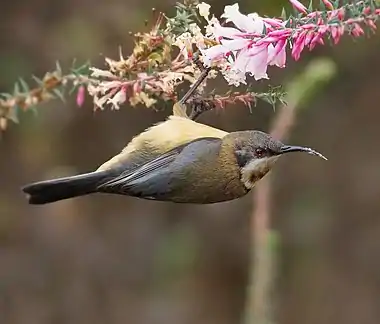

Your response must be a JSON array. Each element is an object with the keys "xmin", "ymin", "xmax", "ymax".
[
  {"xmin": 180, "ymin": 0, "xmax": 380, "ymax": 86},
  {"xmin": 0, "ymin": 0, "xmax": 379, "ymax": 130}
]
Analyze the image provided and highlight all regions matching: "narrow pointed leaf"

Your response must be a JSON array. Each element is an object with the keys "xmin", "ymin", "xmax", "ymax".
[
  {"xmin": 32, "ymin": 75, "xmax": 44, "ymax": 86},
  {"xmin": 53, "ymin": 88, "xmax": 66, "ymax": 102},
  {"xmin": 19, "ymin": 78, "xmax": 30, "ymax": 92}
]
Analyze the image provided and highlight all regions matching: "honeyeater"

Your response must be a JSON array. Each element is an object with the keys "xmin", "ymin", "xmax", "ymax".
[{"xmin": 22, "ymin": 116, "xmax": 326, "ymax": 204}]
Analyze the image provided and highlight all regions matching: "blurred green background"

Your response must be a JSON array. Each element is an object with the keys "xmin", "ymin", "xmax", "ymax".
[{"xmin": 1, "ymin": 1, "xmax": 380, "ymax": 324}]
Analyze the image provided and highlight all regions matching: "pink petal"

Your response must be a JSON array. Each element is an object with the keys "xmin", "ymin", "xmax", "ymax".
[
  {"xmin": 322, "ymin": 0, "xmax": 334, "ymax": 10},
  {"xmin": 76, "ymin": 85, "xmax": 85, "ymax": 107},
  {"xmin": 232, "ymin": 48, "xmax": 250, "ymax": 73},
  {"xmin": 246, "ymin": 45, "xmax": 269, "ymax": 80},
  {"xmin": 309, "ymin": 32, "xmax": 322, "ymax": 50},
  {"xmin": 262, "ymin": 18, "xmax": 284, "ymax": 28},
  {"xmin": 220, "ymin": 38, "xmax": 252, "ymax": 51},
  {"xmin": 304, "ymin": 31, "xmax": 314, "ymax": 46},
  {"xmin": 268, "ymin": 39, "xmax": 287, "ymax": 67},
  {"xmin": 267, "ymin": 29, "xmax": 292, "ymax": 38},
  {"xmin": 330, "ymin": 26, "xmax": 340, "ymax": 44},
  {"xmin": 289, "ymin": 0, "xmax": 308, "ymax": 14},
  {"xmin": 291, "ymin": 31, "xmax": 307, "ymax": 60},
  {"xmin": 201, "ymin": 45, "xmax": 230, "ymax": 66},
  {"xmin": 212, "ymin": 22, "xmax": 245, "ymax": 40}
]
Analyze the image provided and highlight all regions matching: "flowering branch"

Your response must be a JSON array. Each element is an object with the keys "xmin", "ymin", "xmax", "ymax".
[
  {"xmin": 0, "ymin": 62, "xmax": 90, "ymax": 130},
  {"xmin": 199, "ymin": 0, "xmax": 379, "ymax": 83},
  {"xmin": 0, "ymin": 0, "xmax": 379, "ymax": 130}
]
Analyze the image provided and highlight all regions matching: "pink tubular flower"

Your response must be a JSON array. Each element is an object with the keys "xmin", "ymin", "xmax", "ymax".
[
  {"xmin": 351, "ymin": 23, "xmax": 365, "ymax": 37},
  {"xmin": 232, "ymin": 44, "xmax": 270, "ymax": 80},
  {"xmin": 366, "ymin": 19, "xmax": 377, "ymax": 31},
  {"xmin": 197, "ymin": 0, "xmax": 380, "ymax": 86},
  {"xmin": 268, "ymin": 39, "xmax": 287, "ymax": 67},
  {"xmin": 267, "ymin": 29, "xmax": 292, "ymax": 38},
  {"xmin": 322, "ymin": 0, "xmax": 334, "ymax": 11},
  {"xmin": 291, "ymin": 30, "xmax": 307, "ymax": 60},
  {"xmin": 289, "ymin": 0, "xmax": 308, "ymax": 15},
  {"xmin": 309, "ymin": 31, "xmax": 323, "ymax": 50},
  {"xmin": 330, "ymin": 25, "xmax": 344, "ymax": 44},
  {"xmin": 262, "ymin": 18, "xmax": 284, "ymax": 28},
  {"xmin": 76, "ymin": 85, "xmax": 85, "ymax": 107}
]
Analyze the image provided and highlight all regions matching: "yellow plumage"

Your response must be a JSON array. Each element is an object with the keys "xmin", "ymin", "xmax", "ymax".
[{"xmin": 97, "ymin": 116, "xmax": 229, "ymax": 171}]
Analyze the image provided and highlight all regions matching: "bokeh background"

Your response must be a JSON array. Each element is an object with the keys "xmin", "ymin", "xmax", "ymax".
[{"xmin": 1, "ymin": 1, "xmax": 380, "ymax": 324}]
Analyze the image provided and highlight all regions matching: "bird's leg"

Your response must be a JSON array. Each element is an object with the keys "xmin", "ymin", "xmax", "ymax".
[
  {"xmin": 178, "ymin": 66, "xmax": 211, "ymax": 106},
  {"xmin": 174, "ymin": 52, "xmax": 212, "ymax": 120},
  {"xmin": 188, "ymin": 95, "xmax": 216, "ymax": 120}
]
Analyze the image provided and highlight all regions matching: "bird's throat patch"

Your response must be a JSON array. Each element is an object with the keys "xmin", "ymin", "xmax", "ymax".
[{"xmin": 240, "ymin": 156, "xmax": 279, "ymax": 189}]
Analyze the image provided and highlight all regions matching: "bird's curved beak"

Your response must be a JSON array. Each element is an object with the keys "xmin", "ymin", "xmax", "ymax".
[{"xmin": 280, "ymin": 145, "xmax": 327, "ymax": 160}]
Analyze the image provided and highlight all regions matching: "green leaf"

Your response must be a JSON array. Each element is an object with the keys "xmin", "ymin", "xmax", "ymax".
[
  {"xmin": 281, "ymin": 7, "xmax": 287, "ymax": 20},
  {"xmin": 32, "ymin": 75, "xmax": 44, "ymax": 86},
  {"xmin": 52, "ymin": 88, "xmax": 65, "ymax": 102},
  {"xmin": 7, "ymin": 105, "xmax": 20, "ymax": 124},
  {"xmin": 256, "ymin": 85, "xmax": 287, "ymax": 110},
  {"xmin": 19, "ymin": 78, "xmax": 29, "ymax": 92},
  {"xmin": 55, "ymin": 60, "xmax": 62, "ymax": 75},
  {"xmin": 30, "ymin": 105, "xmax": 38, "ymax": 117},
  {"xmin": 309, "ymin": 0, "xmax": 314, "ymax": 11},
  {"xmin": 328, "ymin": 18, "xmax": 340, "ymax": 25},
  {"xmin": 0, "ymin": 93, "xmax": 12, "ymax": 99},
  {"xmin": 370, "ymin": 0, "xmax": 377, "ymax": 11},
  {"xmin": 69, "ymin": 84, "xmax": 78, "ymax": 95},
  {"xmin": 13, "ymin": 82, "xmax": 21, "ymax": 96},
  {"xmin": 71, "ymin": 60, "xmax": 90, "ymax": 75}
]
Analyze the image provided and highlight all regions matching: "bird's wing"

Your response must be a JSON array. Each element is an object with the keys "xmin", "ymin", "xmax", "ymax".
[
  {"xmin": 97, "ymin": 137, "xmax": 222, "ymax": 199},
  {"xmin": 96, "ymin": 116, "xmax": 228, "ymax": 172}
]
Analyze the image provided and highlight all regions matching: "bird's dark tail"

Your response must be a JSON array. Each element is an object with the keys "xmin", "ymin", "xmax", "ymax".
[{"xmin": 21, "ymin": 171, "xmax": 112, "ymax": 204}]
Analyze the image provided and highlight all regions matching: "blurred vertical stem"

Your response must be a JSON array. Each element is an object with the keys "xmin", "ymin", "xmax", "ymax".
[{"xmin": 243, "ymin": 58, "xmax": 337, "ymax": 324}]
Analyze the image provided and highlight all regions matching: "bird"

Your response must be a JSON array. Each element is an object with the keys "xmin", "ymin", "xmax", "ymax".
[{"xmin": 21, "ymin": 115, "xmax": 326, "ymax": 205}]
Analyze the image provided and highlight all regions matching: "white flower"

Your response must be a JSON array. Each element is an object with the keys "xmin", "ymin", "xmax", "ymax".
[
  {"xmin": 94, "ymin": 93, "xmax": 112, "ymax": 110},
  {"xmin": 197, "ymin": 2, "xmax": 211, "ymax": 21},
  {"xmin": 221, "ymin": 3, "xmax": 264, "ymax": 34},
  {"xmin": 173, "ymin": 32, "xmax": 193, "ymax": 59},
  {"xmin": 201, "ymin": 45, "xmax": 231, "ymax": 66},
  {"xmin": 189, "ymin": 23, "xmax": 206, "ymax": 49},
  {"xmin": 221, "ymin": 64, "xmax": 247, "ymax": 86},
  {"xmin": 205, "ymin": 16, "xmax": 219, "ymax": 37},
  {"xmin": 89, "ymin": 67, "xmax": 115, "ymax": 78},
  {"xmin": 220, "ymin": 38, "xmax": 251, "ymax": 51},
  {"xmin": 207, "ymin": 18, "xmax": 245, "ymax": 40},
  {"xmin": 107, "ymin": 88, "xmax": 127, "ymax": 109},
  {"xmin": 97, "ymin": 81, "xmax": 123, "ymax": 94}
]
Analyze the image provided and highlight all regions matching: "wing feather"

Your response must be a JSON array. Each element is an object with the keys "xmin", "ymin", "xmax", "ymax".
[{"xmin": 98, "ymin": 137, "xmax": 222, "ymax": 198}]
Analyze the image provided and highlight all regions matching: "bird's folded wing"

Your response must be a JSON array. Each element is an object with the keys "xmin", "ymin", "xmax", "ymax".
[{"xmin": 97, "ymin": 137, "xmax": 222, "ymax": 197}]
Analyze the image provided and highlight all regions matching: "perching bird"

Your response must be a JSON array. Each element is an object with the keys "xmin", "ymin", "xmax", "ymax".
[{"xmin": 22, "ymin": 116, "xmax": 326, "ymax": 205}]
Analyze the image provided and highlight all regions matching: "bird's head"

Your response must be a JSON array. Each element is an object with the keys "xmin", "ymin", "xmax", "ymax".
[{"xmin": 225, "ymin": 130, "xmax": 327, "ymax": 189}]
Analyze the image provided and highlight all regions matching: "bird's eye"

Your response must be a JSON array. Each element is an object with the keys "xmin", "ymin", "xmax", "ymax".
[{"xmin": 255, "ymin": 148, "xmax": 265, "ymax": 156}]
